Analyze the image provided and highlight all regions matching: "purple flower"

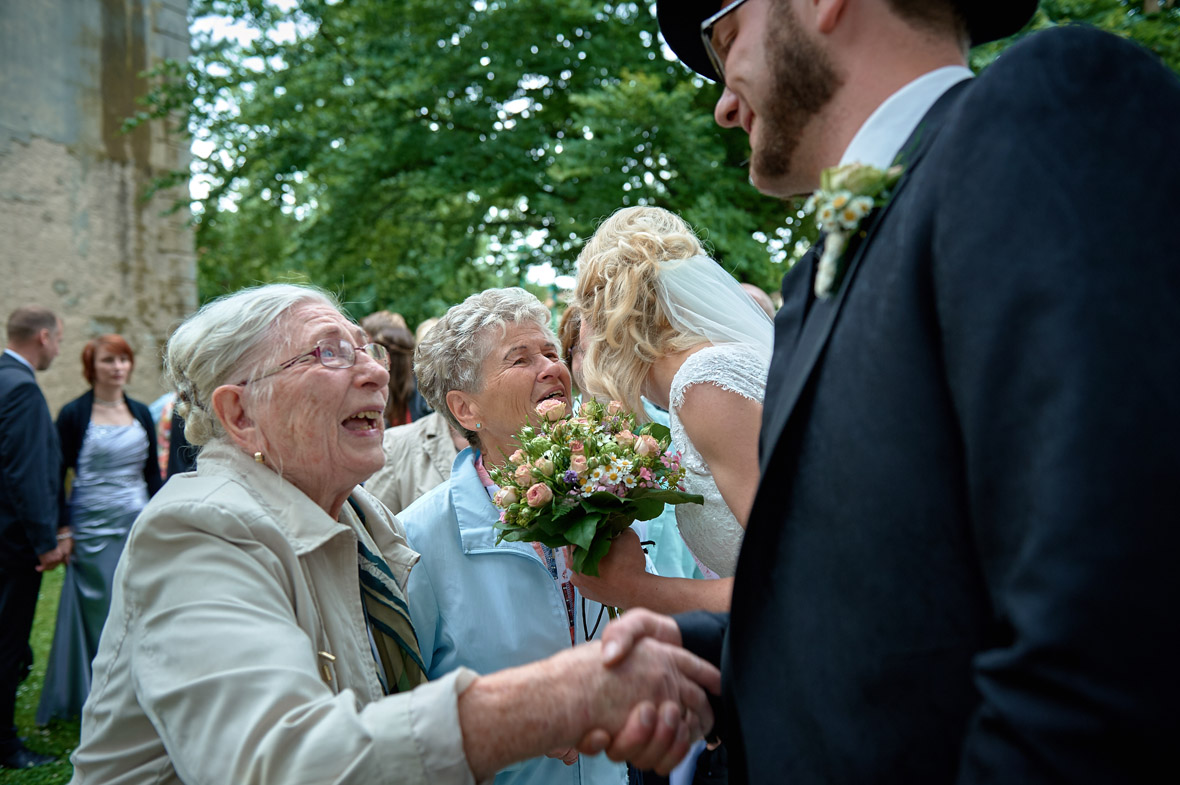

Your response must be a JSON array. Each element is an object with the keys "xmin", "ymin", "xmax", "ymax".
[{"xmin": 563, "ymin": 469, "xmax": 579, "ymax": 484}]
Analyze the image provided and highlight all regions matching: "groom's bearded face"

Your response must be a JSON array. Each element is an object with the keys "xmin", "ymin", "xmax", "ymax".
[{"xmin": 751, "ymin": 0, "xmax": 843, "ymax": 194}]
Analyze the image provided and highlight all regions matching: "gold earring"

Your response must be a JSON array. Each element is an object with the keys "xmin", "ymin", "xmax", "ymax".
[{"xmin": 254, "ymin": 451, "xmax": 265, "ymax": 463}]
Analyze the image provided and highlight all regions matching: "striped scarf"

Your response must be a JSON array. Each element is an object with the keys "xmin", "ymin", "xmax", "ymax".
[{"xmin": 349, "ymin": 499, "xmax": 427, "ymax": 694}]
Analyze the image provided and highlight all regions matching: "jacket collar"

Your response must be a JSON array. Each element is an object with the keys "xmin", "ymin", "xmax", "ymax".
[
  {"xmin": 450, "ymin": 448, "xmax": 536, "ymax": 558},
  {"xmin": 197, "ymin": 441, "xmax": 354, "ymax": 555},
  {"xmin": 2, "ymin": 348, "xmax": 36, "ymax": 375}
]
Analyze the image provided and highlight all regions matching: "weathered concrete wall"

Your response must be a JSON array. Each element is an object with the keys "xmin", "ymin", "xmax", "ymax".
[{"xmin": 0, "ymin": 0, "xmax": 195, "ymax": 414}]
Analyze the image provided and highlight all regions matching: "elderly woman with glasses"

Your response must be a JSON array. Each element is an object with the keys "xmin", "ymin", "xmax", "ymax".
[
  {"xmin": 398, "ymin": 288, "xmax": 637, "ymax": 785},
  {"xmin": 68, "ymin": 284, "xmax": 718, "ymax": 784}
]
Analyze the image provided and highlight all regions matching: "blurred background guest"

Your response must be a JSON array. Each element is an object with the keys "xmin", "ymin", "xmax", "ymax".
[
  {"xmin": 740, "ymin": 283, "xmax": 776, "ymax": 319},
  {"xmin": 154, "ymin": 394, "xmax": 197, "ymax": 479},
  {"xmin": 366, "ymin": 411, "xmax": 467, "ymax": 516},
  {"xmin": 400, "ymin": 287, "xmax": 626, "ymax": 785},
  {"xmin": 407, "ymin": 316, "xmax": 441, "ymax": 421},
  {"xmin": 37, "ymin": 334, "xmax": 162, "ymax": 724},
  {"xmin": 367, "ymin": 324, "xmax": 416, "ymax": 428},
  {"xmin": 360, "ymin": 310, "xmax": 408, "ymax": 334}
]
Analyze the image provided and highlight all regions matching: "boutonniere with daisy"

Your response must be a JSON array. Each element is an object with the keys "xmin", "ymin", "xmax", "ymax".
[{"xmin": 804, "ymin": 162, "xmax": 904, "ymax": 299}]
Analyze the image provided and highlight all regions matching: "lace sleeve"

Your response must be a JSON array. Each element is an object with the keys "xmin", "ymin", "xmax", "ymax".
[{"xmin": 669, "ymin": 344, "xmax": 769, "ymax": 412}]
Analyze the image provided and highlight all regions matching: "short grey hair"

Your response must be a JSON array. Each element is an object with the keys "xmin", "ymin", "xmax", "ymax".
[
  {"xmin": 164, "ymin": 283, "xmax": 340, "ymax": 446},
  {"xmin": 414, "ymin": 287, "xmax": 554, "ymax": 450}
]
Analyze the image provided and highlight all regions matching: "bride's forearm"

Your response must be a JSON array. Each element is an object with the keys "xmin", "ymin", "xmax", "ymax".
[{"xmin": 622, "ymin": 575, "xmax": 733, "ymax": 615}]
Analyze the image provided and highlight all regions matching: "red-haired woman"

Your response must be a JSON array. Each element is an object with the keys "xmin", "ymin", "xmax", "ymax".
[{"xmin": 36, "ymin": 334, "xmax": 162, "ymax": 724}]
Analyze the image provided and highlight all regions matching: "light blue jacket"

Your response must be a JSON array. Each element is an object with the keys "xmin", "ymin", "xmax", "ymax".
[{"xmin": 401, "ymin": 448, "xmax": 628, "ymax": 785}]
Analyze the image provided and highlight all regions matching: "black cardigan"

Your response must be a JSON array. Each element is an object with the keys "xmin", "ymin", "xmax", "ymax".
[{"xmin": 56, "ymin": 389, "xmax": 164, "ymax": 529}]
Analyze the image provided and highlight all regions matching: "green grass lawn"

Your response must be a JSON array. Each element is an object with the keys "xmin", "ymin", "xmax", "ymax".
[{"xmin": 1, "ymin": 567, "xmax": 78, "ymax": 785}]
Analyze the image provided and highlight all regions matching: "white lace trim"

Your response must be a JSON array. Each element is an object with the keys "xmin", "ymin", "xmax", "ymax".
[{"xmin": 667, "ymin": 344, "xmax": 768, "ymax": 577}]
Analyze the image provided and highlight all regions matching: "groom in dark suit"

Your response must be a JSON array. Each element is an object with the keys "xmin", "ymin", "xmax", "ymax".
[
  {"xmin": 588, "ymin": 1, "xmax": 1180, "ymax": 782},
  {"xmin": 0, "ymin": 306, "xmax": 67, "ymax": 769}
]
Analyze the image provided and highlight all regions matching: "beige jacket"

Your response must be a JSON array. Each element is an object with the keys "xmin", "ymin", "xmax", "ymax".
[
  {"xmin": 366, "ymin": 412, "xmax": 460, "ymax": 515},
  {"xmin": 70, "ymin": 441, "xmax": 478, "ymax": 785}
]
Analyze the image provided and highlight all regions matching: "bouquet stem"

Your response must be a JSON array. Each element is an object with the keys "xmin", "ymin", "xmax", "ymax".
[{"xmin": 606, "ymin": 606, "xmax": 618, "ymax": 620}]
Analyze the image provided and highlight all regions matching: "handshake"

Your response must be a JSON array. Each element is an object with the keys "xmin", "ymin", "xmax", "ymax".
[{"xmin": 457, "ymin": 609, "xmax": 719, "ymax": 780}]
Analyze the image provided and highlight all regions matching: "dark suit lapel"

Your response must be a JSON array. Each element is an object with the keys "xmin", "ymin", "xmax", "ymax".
[{"xmin": 758, "ymin": 80, "xmax": 970, "ymax": 475}]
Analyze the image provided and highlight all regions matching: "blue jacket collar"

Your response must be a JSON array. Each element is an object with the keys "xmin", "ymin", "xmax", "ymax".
[{"xmin": 450, "ymin": 448, "xmax": 536, "ymax": 559}]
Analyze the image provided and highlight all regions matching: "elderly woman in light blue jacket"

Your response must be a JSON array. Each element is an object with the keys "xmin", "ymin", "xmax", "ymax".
[{"xmin": 401, "ymin": 288, "xmax": 627, "ymax": 785}]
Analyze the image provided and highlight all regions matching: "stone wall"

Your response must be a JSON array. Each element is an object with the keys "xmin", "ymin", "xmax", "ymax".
[{"xmin": 0, "ymin": 0, "xmax": 195, "ymax": 414}]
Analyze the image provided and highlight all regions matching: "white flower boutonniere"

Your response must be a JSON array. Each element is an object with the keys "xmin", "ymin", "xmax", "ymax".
[{"xmin": 804, "ymin": 162, "xmax": 904, "ymax": 299}]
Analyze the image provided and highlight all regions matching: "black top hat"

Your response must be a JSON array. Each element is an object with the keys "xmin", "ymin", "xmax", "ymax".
[{"xmin": 657, "ymin": 0, "xmax": 1040, "ymax": 82}]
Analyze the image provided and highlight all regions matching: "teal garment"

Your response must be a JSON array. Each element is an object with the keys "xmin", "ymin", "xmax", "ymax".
[
  {"xmin": 640, "ymin": 400, "xmax": 703, "ymax": 580},
  {"xmin": 37, "ymin": 422, "xmax": 149, "ymax": 725},
  {"xmin": 401, "ymin": 449, "xmax": 627, "ymax": 785}
]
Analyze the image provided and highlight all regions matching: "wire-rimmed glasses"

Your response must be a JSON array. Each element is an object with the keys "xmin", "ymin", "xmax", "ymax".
[{"xmin": 239, "ymin": 338, "xmax": 390, "ymax": 385}]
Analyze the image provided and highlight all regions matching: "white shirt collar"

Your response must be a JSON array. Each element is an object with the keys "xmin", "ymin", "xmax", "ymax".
[
  {"xmin": 3, "ymin": 348, "xmax": 36, "ymax": 373},
  {"xmin": 839, "ymin": 65, "xmax": 973, "ymax": 169}
]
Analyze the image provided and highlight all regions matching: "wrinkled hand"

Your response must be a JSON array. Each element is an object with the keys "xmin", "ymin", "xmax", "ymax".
[
  {"xmin": 576, "ymin": 615, "xmax": 715, "ymax": 774},
  {"xmin": 546, "ymin": 748, "xmax": 579, "ymax": 766},
  {"xmin": 568, "ymin": 528, "xmax": 648, "ymax": 609},
  {"xmin": 576, "ymin": 610, "xmax": 699, "ymax": 770},
  {"xmin": 600, "ymin": 607, "xmax": 684, "ymax": 665}
]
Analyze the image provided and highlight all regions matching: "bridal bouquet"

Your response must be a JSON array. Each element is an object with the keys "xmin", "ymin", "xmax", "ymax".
[{"xmin": 489, "ymin": 398, "xmax": 703, "ymax": 578}]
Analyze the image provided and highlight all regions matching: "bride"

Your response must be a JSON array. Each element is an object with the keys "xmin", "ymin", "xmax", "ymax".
[{"xmin": 570, "ymin": 206, "xmax": 772, "ymax": 613}]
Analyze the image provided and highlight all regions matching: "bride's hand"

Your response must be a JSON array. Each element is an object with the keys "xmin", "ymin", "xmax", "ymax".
[{"xmin": 569, "ymin": 528, "xmax": 649, "ymax": 609}]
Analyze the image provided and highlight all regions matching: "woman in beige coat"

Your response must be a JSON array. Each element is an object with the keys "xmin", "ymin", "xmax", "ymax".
[{"xmin": 68, "ymin": 283, "xmax": 718, "ymax": 784}]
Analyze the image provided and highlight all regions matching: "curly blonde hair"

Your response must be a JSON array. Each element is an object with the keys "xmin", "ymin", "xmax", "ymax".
[{"xmin": 573, "ymin": 206, "xmax": 707, "ymax": 419}]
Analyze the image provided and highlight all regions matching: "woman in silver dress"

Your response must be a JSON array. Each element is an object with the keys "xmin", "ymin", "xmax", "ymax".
[{"xmin": 36, "ymin": 334, "xmax": 162, "ymax": 724}]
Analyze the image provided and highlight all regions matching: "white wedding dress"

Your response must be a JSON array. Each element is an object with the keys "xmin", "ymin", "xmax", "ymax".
[{"xmin": 668, "ymin": 343, "xmax": 768, "ymax": 578}]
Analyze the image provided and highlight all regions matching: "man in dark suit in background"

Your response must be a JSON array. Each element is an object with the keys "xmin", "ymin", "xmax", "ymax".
[
  {"xmin": 590, "ymin": 1, "xmax": 1180, "ymax": 782},
  {"xmin": 0, "ymin": 306, "xmax": 67, "ymax": 769}
]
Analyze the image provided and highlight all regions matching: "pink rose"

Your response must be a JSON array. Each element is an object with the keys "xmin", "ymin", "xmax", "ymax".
[
  {"xmin": 536, "ymin": 399, "xmax": 567, "ymax": 421},
  {"xmin": 493, "ymin": 487, "xmax": 518, "ymax": 507},
  {"xmin": 534, "ymin": 457, "xmax": 555, "ymax": 477},
  {"xmin": 508, "ymin": 449, "xmax": 526, "ymax": 465},
  {"xmin": 526, "ymin": 482, "xmax": 554, "ymax": 508},
  {"xmin": 514, "ymin": 464, "xmax": 533, "ymax": 485},
  {"xmin": 569, "ymin": 439, "xmax": 584, "ymax": 454},
  {"xmin": 607, "ymin": 401, "xmax": 624, "ymax": 415},
  {"xmin": 635, "ymin": 434, "xmax": 660, "ymax": 457},
  {"xmin": 615, "ymin": 429, "xmax": 636, "ymax": 448},
  {"xmin": 570, "ymin": 455, "xmax": 588, "ymax": 475}
]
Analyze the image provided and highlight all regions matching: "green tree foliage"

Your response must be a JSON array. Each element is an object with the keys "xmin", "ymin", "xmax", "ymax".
[
  {"xmin": 139, "ymin": 1, "xmax": 1177, "ymax": 322},
  {"xmin": 155, "ymin": 0, "xmax": 790, "ymax": 323},
  {"xmin": 972, "ymin": 0, "xmax": 1179, "ymax": 71}
]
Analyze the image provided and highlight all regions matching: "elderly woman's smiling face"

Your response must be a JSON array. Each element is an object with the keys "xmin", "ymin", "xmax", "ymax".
[
  {"xmin": 448, "ymin": 321, "xmax": 571, "ymax": 464},
  {"xmin": 243, "ymin": 302, "xmax": 389, "ymax": 514}
]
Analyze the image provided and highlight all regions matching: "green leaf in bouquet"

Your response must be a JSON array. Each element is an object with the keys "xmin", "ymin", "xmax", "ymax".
[
  {"xmin": 576, "ymin": 530, "xmax": 617, "ymax": 577},
  {"xmin": 621, "ymin": 496, "xmax": 667, "ymax": 522},
  {"xmin": 582, "ymin": 491, "xmax": 626, "ymax": 512},
  {"xmin": 626, "ymin": 488, "xmax": 705, "ymax": 507},
  {"xmin": 564, "ymin": 513, "xmax": 599, "ymax": 551},
  {"xmin": 549, "ymin": 498, "xmax": 580, "ymax": 522},
  {"xmin": 641, "ymin": 422, "xmax": 671, "ymax": 442}
]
